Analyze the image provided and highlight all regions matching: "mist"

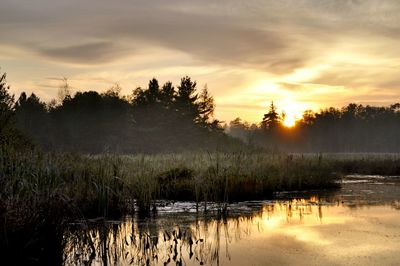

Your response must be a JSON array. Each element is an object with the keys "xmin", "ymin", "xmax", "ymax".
[
  {"xmin": 228, "ymin": 102, "xmax": 400, "ymax": 153},
  {"xmin": 7, "ymin": 74, "xmax": 400, "ymax": 153},
  {"xmin": 9, "ymin": 75, "xmax": 244, "ymax": 153}
]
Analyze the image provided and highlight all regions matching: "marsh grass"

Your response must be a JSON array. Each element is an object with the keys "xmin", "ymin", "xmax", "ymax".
[
  {"xmin": 1, "ymin": 149, "xmax": 339, "ymax": 219},
  {"xmin": 3, "ymin": 148, "xmax": 400, "ymax": 262}
]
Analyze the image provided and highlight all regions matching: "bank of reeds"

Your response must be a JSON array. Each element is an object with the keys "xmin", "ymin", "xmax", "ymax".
[
  {"xmin": 4, "ymin": 147, "xmax": 400, "ymax": 261},
  {"xmin": 1, "ymin": 150, "xmax": 339, "ymax": 212},
  {"xmin": 2, "ymin": 148, "xmax": 400, "ymax": 263},
  {"xmin": 3, "ymin": 149, "xmax": 400, "ymax": 221}
]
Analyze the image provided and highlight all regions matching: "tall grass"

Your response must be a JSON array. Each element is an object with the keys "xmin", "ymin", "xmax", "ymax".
[
  {"xmin": 0, "ymin": 149, "xmax": 339, "ymax": 220},
  {"xmin": 4, "ymin": 147, "xmax": 400, "ymax": 261},
  {"xmin": 2, "ymin": 147, "xmax": 400, "ymax": 263}
]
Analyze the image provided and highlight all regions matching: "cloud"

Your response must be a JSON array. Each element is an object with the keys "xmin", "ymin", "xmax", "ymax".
[
  {"xmin": 2, "ymin": 0, "xmax": 400, "ymax": 72},
  {"xmin": 0, "ymin": 0, "xmax": 313, "ymax": 71},
  {"xmin": 278, "ymin": 82, "xmax": 304, "ymax": 92},
  {"xmin": 34, "ymin": 41, "xmax": 127, "ymax": 64},
  {"xmin": 1, "ymin": 0, "xmax": 400, "ymax": 122}
]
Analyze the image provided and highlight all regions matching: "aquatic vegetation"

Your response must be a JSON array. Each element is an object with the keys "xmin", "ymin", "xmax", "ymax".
[
  {"xmin": 63, "ymin": 189, "xmax": 400, "ymax": 266},
  {"xmin": 2, "ymin": 147, "xmax": 400, "ymax": 264},
  {"xmin": 0, "ymin": 149, "xmax": 339, "ymax": 219}
]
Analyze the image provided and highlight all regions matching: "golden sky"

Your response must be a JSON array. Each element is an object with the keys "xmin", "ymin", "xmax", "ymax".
[{"xmin": 1, "ymin": 0, "xmax": 400, "ymax": 123}]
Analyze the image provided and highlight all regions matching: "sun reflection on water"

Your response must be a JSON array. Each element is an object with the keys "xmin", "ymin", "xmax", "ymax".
[{"xmin": 63, "ymin": 196, "xmax": 400, "ymax": 266}]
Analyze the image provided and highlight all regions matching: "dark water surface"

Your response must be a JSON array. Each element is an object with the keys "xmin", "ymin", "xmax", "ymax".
[{"xmin": 64, "ymin": 175, "xmax": 400, "ymax": 265}]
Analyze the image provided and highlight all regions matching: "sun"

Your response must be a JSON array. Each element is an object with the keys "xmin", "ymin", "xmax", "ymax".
[
  {"xmin": 283, "ymin": 115, "xmax": 296, "ymax": 127},
  {"xmin": 280, "ymin": 99, "xmax": 302, "ymax": 127}
]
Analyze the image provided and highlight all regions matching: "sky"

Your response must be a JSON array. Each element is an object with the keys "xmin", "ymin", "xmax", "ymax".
[{"xmin": 1, "ymin": 0, "xmax": 400, "ymax": 124}]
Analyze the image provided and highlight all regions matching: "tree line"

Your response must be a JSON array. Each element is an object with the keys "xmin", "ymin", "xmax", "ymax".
[
  {"xmin": 2, "ymin": 69, "xmax": 400, "ymax": 153},
  {"xmin": 1, "ymin": 72, "xmax": 242, "ymax": 153},
  {"xmin": 228, "ymin": 101, "xmax": 400, "ymax": 152}
]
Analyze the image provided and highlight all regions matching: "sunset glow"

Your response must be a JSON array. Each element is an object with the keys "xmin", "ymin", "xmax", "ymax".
[
  {"xmin": 1, "ymin": 0, "xmax": 400, "ymax": 123},
  {"xmin": 2, "ymin": 2, "xmax": 400, "ymax": 265},
  {"xmin": 280, "ymin": 99, "xmax": 305, "ymax": 127},
  {"xmin": 283, "ymin": 115, "xmax": 296, "ymax": 127}
]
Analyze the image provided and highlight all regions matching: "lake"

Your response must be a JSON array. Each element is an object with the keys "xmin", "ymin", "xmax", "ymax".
[{"xmin": 64, "ymin": 175, "xmax": 400, "ymax": 265}]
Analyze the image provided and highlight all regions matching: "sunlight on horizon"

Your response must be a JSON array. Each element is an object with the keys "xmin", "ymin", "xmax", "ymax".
[
  {"xmin": 249, "ymin": 78, "xmax": 320, "ymax": 125},
  {"xmin": 281, "ymin": 99, "xmax": 304, "ymax": 128},
  {"xmin": 1, "ymin": 1, "xmax": 400, "ymax": 125},
  {"xmin": 283, "ymin": 115, "xmax": 296, "ymax": 127}
]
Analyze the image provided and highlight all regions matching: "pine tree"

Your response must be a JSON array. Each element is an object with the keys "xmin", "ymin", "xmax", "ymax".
[
  {"xmin": 0, "ymin": 72, "xmax": 15, "ymax": 136},
  {"xmin": 261, "ymin": 101, "xmax": 280, "ymax": 130}
]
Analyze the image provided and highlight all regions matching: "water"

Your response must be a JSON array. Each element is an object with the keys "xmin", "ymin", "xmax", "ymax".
[{"xmin": 63, "ymin": 175, "xmax": 400, "ymax": 265}]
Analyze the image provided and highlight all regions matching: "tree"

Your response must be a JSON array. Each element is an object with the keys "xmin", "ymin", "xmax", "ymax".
[
  {"xmin": 0, "ymin": 72, "xmax": 244, "ymax": 153},
  {"xmin": 228, "ymin": 117, "xmax": 253, "ymax": 143},
  {"xmin": 261, "ymin": 101, "xmax": 280, "ymax": 130},
  {"xmin": 390, "ymin": 103, "xmax": 400, "ymax": 112},
  {"xmin": 160, "ymin": 81, "xmax": 175, "ymax": 107},
  {"xmin": 15, "ymin": 93, "xmax": 48, "ymax": 146},
  {"xmin": 175, "ymin": 76, "xmax": 199, "ymax": 122},
  {"xmin": 197, "ymin": 86, "xmax": 215, "ymax": 126},
  {"xmin": 301, "ymin": 110, "xmax": 315, "ymax": 125},
  {"xmin": 57, "ymin": 77, "xmax": 72, "ymax": 103},
  {"xmin": 132, "ymin": 78, "xmax": 162, "ymax": 107},
  {"xmin": 103, "ymin": 83, "xmax": 122, "ymax": 98},
  {"xmin": 0, "ymin": 72, "xmax": 30, "ymax": 148},
  {"xmin": 0, "ymin": 72, "xmax": 14, "ymax": 130},
  {"xmin": 0, "ymin": 72, "xmax": 15, "ymax": 140},
  {"xmin": 174, "ymin": 78, "xmax": 218, "ymax": 129}
]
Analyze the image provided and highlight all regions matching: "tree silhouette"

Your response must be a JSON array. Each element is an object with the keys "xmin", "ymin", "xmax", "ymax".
[
  {"xmin": 160, "ymin": 81, "xmax": 175, "ymax": 107},
  {"xmin": 197, "ymin": 86, "xmax": 215, "ymax": 126},
  {"xmin": 0, "ymin": 72, "xmax": 15, "ymax": 142},
  {"xmin": 6, "ymin": 66, "xmax": 400, "ymax": 153},
  {"xmin": 15, "ymin": 92, "xmax": 48, "ymax": 146},
  {"xmin": 261, "ymin": 101, "xmax": 280, "ymax": 130},
  {"xmin": 57, "ymin": 77, "xmax": 72, "ymax": 103},
  {"xmin": 0, "ymin": 72, "xmax": 31, "ymax": 148},
  {"xmin": 175, "ymin": 76, "xmax": 199, "ymax": 123},
  {"xmin": 128, "ymin": 77, "xmax": 221, "ymax": 151},
  {"xmin": 224, "ymin": 101, "xmax": 400, "ymax": 152},
  {"xmin": 0, "ymin": 72, "xmax": 14, "ymax": 128},
  {"xmin": 2, "ymin": 71, "xmax": 242, "ymax": 153}
]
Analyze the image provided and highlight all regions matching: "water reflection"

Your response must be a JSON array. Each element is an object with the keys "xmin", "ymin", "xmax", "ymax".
[
  {"xmin": 64, "ymin": 200, "xmax": 400, "ymax": 265},
  {"xmin": 65, "ymin": 212, "xmax": 246, "ymax": 265},
  {"xmin": 64, "ymin": 176, "xmax": 400, "ymax": 265}
]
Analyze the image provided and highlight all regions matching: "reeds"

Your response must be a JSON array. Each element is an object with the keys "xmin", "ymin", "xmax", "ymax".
[
  {"xmin": 0, "ymin": 149, "xmax": 341, "ymax": 221},
  {"xmin": 7, "ymin": 149, "xmax": 400, "ymax": 229},
  {"xmin": 3, "ymin": 147, "xmax": 400, "ymax": 262}
]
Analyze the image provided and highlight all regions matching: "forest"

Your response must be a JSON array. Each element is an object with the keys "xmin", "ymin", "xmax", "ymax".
[
  {"xmin": 230, "ymin": 102, "xmax": 400, "ymax": 153},
  {"xmin": 2, "ymin": 71, "xmax": 400, "ymax": 153},
  {"xmin": 1, "ymin": 72, "xmax": 242, "ymax": 153}
]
